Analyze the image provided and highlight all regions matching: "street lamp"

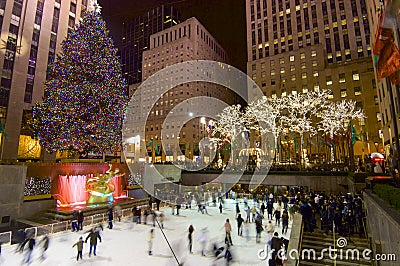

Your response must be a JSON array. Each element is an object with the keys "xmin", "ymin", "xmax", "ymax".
[{"xmin": 374, "ymin": 141, "xmax": 379, "ymax": 152}]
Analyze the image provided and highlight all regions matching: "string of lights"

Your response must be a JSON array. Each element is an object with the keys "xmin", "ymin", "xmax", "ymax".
[
  {"xmin": 32, "ymin": 10, "xmax": 128, "ymax": 155},
  {"xmin": 24, "ymin": 176, "xmax": 51, "ymax": 196}
]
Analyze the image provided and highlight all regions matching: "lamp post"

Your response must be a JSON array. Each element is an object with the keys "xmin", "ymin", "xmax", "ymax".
[{"xmin": 374, "ymin": 141, "xmax": 379, "ymax": 152}]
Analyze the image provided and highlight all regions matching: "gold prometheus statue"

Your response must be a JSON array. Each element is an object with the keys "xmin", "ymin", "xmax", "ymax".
[{"xmin": 85, "ymin": 164, "xmax": 124, "ymax": 205}]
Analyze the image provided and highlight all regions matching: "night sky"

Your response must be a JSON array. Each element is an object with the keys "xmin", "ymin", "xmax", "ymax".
[{"xmin": 98, "ymin": 0, "xmax": 247, "ymax": 72}]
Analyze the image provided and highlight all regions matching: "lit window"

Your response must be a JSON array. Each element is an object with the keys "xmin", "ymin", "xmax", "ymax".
[
  {"xmin": 328, "ymin": 92, "xmax": 334, "ymax": 99},
  {"xmin": 354, "ymin": 87, "xmax": 361, "ymax": 96},
  {"xmin": 302, "ymin": 72, "xmax": 307, "ymax": 79},
  {"xmin": 280, "ymin": 58, "xmax": 285, "ymax": 64},
  {"xmin": 352, "ymin": 71, "xmax": 360, "ymax": 81},
  {"xmin": 252, "ymin": 74, "xmax": 256, "ymax": 80},
  {"xmin": 281, "ymin": 90, "xmax": 287, "ymax": 97},
  {"xmin": 290, "ymin": 65, "xmax": 295, "ymax": 71},
  {"xmin": 314, "ymin": 83, "xmax": 320, "ymax": 91},
  {"xmin": 261, "ymin": 71, "xmax": 266, "ymax": 78},
  {"xmin": 261, "ymin": 62, "xmax": 266, "ymax": 68},
  {"xmin": 290, "ymin": 55, "xmax": 295, "ymax": 61},
  {"xmin": 280, "ymin": 67, "xmax": 285, "ymax": 74},
  {"xmin": 340, "ymin": 89, "xmax": 347, "ymax": 98},
  {"xmin": 326, "ymin": 76, "xmax": 332, "ymax": 86},
  {"xmin": 300, "ymin": 53, "xmax": 305, "ymax": 59},
  {"xmin": 272, "ymin": 91, "xmax": 277, "ymax": 98},
  {"xmin": 376, "ymin": 112, "xmax": 382, "ymax": 122},
  {"xmin": 312, "ymin": 60, "xmax": 317, "ymax": 67},
  {"xmin": 271, "ymin": 69, "xmax": 275, "ymax": 76},
  {"xmin": 301, "ymin": 62, "xmax": 306, "ymax": 69},
  {"xmin": 339, "ymin": 73, "xmax": 345, "ymax": 83},
  {"xmin": 311, "ymin": 50, "xmax": 317, "ymax": 57},
  {"xmin": 313, "ymin": 70, "xmax": 318, "ymax": 77},
  {"xmin": 292, "ymin": 90, "xmax": 297, "ymax": 95},
  {"xmin": 291, "ymin": 74, "xmax": 296, "ymax": 81},
  {"xmin": 252, "ymin": 64, "xmax": 256, "ymax": 71},
  {"xmin": 270, "ymin": 60, "xmax": 275, "ymax": 67},
  {"xmin": 302, "ymin": 86, "xmax": 308, "ymax": 93}
]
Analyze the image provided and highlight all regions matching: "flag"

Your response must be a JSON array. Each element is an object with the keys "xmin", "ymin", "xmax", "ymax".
[
  {"xmin": 0, "ymin": 123, "xmax": 7, "ymax": 140},
  {"xmin": 390, "ymin": 70, "xmax": 400, "ymax": 85},
  {"xmin": 154, "ymin": 143, "xmax": 161, "ymax": 155},
  {"xmin": 146, "ymin": 139, "xmax": 153, "ymax": 148},
  {"xmin": 373, "ymin": 1, "xmax": 400, "ymax": 82},
  {"xmin": 293, "ymin": 137, "xmax": 298, "ymax": 151},
  {"xmin": 350, "ymin": 122, "xmax": 359, "ymax": 145},
  {"xmin": 376, "ymin": 41, "xmax": 400, "ymax": 80}
]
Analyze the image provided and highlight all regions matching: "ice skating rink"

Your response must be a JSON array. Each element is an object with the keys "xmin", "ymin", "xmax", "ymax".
[{"xmin": 0, "ymin": 199, "xmax": 293, "ymax": 266}]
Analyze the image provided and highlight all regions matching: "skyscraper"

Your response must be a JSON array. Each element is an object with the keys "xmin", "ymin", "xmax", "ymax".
[
  {"xmin": 121, "ymin": 5, "xmax": 181, "ymax": 86},
  {"xmin": 246, "ymin": 0, "xmax": 381, "ymax": 161},
  {"xmin": 0, "ymin": 0, "xmax": 94, "ymax": 161}
]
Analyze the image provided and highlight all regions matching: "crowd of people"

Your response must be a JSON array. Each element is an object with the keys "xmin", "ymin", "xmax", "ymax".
[{"xmin": 9, "ymin": 187, "xmax": 367, "ymax": 266}]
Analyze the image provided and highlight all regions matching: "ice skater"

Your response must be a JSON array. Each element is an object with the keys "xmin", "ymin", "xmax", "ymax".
[
  {"xmin": 21, "ymin": 235, "xmax": 35, "ymax": 264},
  {"xmin": 148, "ymin": 229, "xmax": 154, "ymax": 255},
  {"xmin": 188, "ymin": 224, "xmax": 194, "ymax": 253},
  {"xmin": 85, "ymin": 227, "xmax": 102, "ymax": 257},
  {"xmin": 77, "ymin": 210, "xmax": 84, "ymax": 231},
  {"xmin": 39, "ymin": 234, "xmax": 49, "ymax": 260},
  {"xmin": 72, "ymin": 236, "xmax": 84, "ymax": 261},
  {"xmin": 236, "ymin": 214, "xmax": 244, "ymax": 236},
  {"xmin": 224, "ymin": 219, "xmax": 233, "ymax": 246},
  {"xmin": 198, "ymin": 227, "xmax": 208, "ymax": 256},
  {"xmin": 107, "ymin": 208, "xmax": 114, "ymax": 229}
]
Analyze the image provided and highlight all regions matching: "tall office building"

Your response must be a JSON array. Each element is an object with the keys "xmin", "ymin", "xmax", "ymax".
[
  {"xmin": 367, "ymin": 0, "xmax": 400, "ymax": 154},
  {"xmin": 246, "ymin": 0, "xmax": 381, "ymax": 161},
  {"xmin": 140, "ymin": 17, "xmax": 238, "ymax": 163},
  {"xmin": 0, "ymin": 0, "xmax": 95, "ymax": 161},
  {"xmin": 121, "ymin": 5, "xmax": 181, "ymax": 86}
]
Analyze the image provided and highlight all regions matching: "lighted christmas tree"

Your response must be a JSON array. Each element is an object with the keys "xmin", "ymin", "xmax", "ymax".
[{"xmin": 32, "ymin": 4, "xmax": 128, "ymax": 155}]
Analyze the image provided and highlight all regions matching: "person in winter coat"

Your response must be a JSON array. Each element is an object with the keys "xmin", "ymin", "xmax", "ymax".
[
  {"xmin": 85, "ymin": 228, "xmax": 102, "ymax": 256},
  {"xmin": 245, "ymin": 207, "xmax": 251, "ymax": 223},
  {"xmin": 281, "ymin": 210, "xmax": 289, "ymax": 234},
  {"xmin": 72, "ymin": 236, "xmax": 84, "ymax": 261},
  {"xmin": 219, "ymin": 202, "xmax": 223, "ymax": 214},
  {"xmin": 77, "ymin": 210, "xmax": 84, "ymax": 231},
  {"xmin": 274, "ymin": 209, "xmax": 281, "ymax": 226},
  {"xmin": 198, "ymin": 227, "xmax": 209, "ymax": 256},
  {"xmin": 22, "ymin": 235, "xmax": 35, "ymax": 264},
  {"xmin": 114, "ymin": 205, "xmax": 122, "ymax": 222},
  {"xmin": 71, "ymin": 211, "xmax": 78, "ymax": 232},
  {"xmin": 188, "ymin": 224, "xmax": 194, "ymax": 253},
  {"xmin": 236, "ymin": 214, "xmax": 244, "ymax": 236},
  {"xmin": 265, "ymin": 220, "xmax": 274, "ymax": 248},
  {"xmin": 255, "ymin": 218, "xmax": 263, "ymax": 243},
  {"xmin": 107, "ymin": 208, "xmax": 114, "ymax": 229}
]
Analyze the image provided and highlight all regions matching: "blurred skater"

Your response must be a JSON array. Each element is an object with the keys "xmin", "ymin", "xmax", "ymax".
[
  {"xmin": 148, "ymin": 229, "xmax": 154, "ymax": 255},
  {"xmin": 85, "ymin": 228, "xmax": 102, "ymax": 257},
  {"xmin": 188, "ymin": 224, "xmax": 194, "ymax": 254},
  {"xmin": 39, "ymin": 234, "xmax": 49, "ymax": 260},
  {"xmin": 198, "ymin": 227, "xmax": 208, "ymax": 256}
]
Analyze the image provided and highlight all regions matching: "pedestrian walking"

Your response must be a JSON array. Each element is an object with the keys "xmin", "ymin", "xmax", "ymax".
[
  {"xmin": 235, "ymin": 203, "xmax": 240, "ymax": 218},
  {"xmin": 255, "ymin": 217, "xmax": 263, "ymax": 243},
  {"xmin": 219, "ymin": 202, "xmax": 223, "ymax": 214},
  {"xmin": 188, "ymin": 224, "xmax": 194, "ymax": 254},
  {"xmin": 266, "ymin": 221, "xmax": 274, "ymax": 249},
  {"xmin": 251, "ymin": 206, "xmax": 257, "ymax": 222},
  {"xmin": 72, "ymin": 237, "xmax": 84, "ymax": 261},
  {"xmin": 85, "ymin": 228, "xmax": 102, "ymax": 257},
  {"xmin": 236, "ymin": 214, "xmax": 244, "ymax": 236},
  {"xmin": 159, "ymin": 212, "xmax": 165, "ymax": 229},
  {"xmin": 148, "ymin": 229, "xmax": 154, "ymax": 255},
  {"xmin": 260, "ymin": 202, "xmax": 266, "ymax": 216},
  {"xmin": 224, "ymin": 219, "xmax": 233, "ymax": 246}
]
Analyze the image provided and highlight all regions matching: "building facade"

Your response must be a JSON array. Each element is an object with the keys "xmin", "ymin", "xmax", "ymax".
[
  {"xmin": 246, "ymin": 0, "xmax": 381, "ymax": 164},
  {"xmin": 367, "ymin": 0, "xmax": 400, "ymax": 156},
  {"xmin": 121, "ymin": 5, "xmax": 181, "ymax": 86},
  {"xmin": 140, "ymin": 17, "xmax": 239, "ymax": 163},
  {"xmin": 0, "ymin": 0, "xmax": 94, "ymax": 161}
]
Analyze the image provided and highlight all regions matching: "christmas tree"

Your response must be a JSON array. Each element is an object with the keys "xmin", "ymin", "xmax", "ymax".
[{"xmin": 32, "ymin": 4, "xmax": 128, "ymax": 155}]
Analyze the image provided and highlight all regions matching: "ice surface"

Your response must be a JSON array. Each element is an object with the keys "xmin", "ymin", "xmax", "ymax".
[{"xmin": 0, "ymin": 199, "xmax": 293, "ymax": 266}]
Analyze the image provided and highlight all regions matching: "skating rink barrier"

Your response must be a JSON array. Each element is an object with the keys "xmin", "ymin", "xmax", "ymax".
[{"xmin": 0, "ymin": 231, "xmax": 11, "ymax": 245}]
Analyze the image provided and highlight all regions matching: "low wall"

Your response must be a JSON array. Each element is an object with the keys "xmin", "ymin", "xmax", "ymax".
[
  {"xmin": 363, "ymin": 190, "xmax": 400, "ymax": 266},
  {"xmin": 285, "ymin": 213, "xmax": 303, "ymax": 266},
  {"xmin": 0, "ymin": 165, "xmax": 26, "ymax": 224},
  {"xmin": 20, "ymin": 199, "xmax": 57, "ymax": 219},
  {"xmin": 181, "ymin": 172, "xmax": 348, "ymax": 193}
]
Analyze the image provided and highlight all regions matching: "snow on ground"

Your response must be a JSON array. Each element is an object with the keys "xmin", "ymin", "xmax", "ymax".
[{"xmin": 0, "ymin": 199, "xmax": 293, "ymax": 266}]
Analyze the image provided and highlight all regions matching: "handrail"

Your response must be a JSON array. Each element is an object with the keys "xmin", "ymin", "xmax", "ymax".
[
  {"xmin": 333, "ymin": 221, "xmax": 336, "ymax": 266},
  {"xmin": 296, "ymin": 218, "xmax": 304, "ymax": 266}
]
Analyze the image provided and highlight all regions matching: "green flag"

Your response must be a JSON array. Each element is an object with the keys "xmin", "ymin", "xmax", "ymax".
[
  {"xmin": 146, "ymin": 139, "xmax": 153, "ymax": 147},
  {"xmin": 0, "ymin": 124, "xmax": 7, "ymax": 140},
  {"xmin": 350, "ymin": 122, "xmax": 359, "ymax": 145},
  {"xmin": 293, "ymin": 137, "xmax": 299, "ymax": 150}
]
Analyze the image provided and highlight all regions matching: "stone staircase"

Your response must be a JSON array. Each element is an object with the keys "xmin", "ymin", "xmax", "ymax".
[{"xmin": 298, "ymin": 230, "xmax": 372, "ymax": 266}]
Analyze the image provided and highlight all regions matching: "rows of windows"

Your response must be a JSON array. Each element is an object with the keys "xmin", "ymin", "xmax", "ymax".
[{"xmin": 249, "ymin": 0, "xmax": 371, "ymax": 62}]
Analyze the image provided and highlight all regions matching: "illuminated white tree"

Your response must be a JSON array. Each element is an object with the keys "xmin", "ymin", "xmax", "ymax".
[
  {"xmin": 318, "ymin": 99, "xmax": 366, "ymax": 162},
  {"xmin": 283, "ymin": 90, "xmax": 331, "ymax": 166},
  {"xmin": 245, "ymin": 96, "xmax": 287, "ymax": 162},
  {"xmin": 213, "ymin": 104, "xmax": 248, "ymax": 165}
]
